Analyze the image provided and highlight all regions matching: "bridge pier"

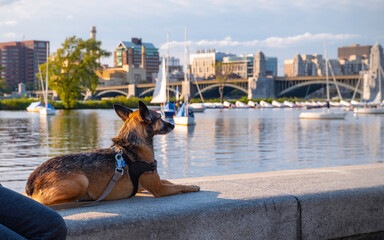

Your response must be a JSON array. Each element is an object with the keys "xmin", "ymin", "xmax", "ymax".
[
  {"xmin": 127, "ymin": 84, "xmax": 137, "ymax": 98},
  {"xmin": 248, "ymin": 77, "xmax": 276, "ymax": 99}
]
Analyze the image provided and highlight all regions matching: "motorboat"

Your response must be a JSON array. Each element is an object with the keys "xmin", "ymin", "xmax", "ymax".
[
  {"xmin": 329, "ymin": 101, "xmax": 341, "ymax": 107},
  {"xmin": 223, "ymin": 101, "xmax": 233, "ymax": 108},
  {"xmin": 259, "ymin": 100, "xmax": 273, "ymax": 108},
  {"xmin": 189, "ymin": 103, "xmax": 206, "ymax": 113},
  {"xmin": 247, "ymin": 100, "xmax": 259, "ymax": 108},
  {"xmin": 235, "ymin": 101, "xmax": 249, "ymax": 108},
  {"xmin": 283, "ymin": 101, "xmax": 296, "ymax": 108},
  {"xmin": 272, "ymin": 100, "xmax": 284, "ymax": 108}
]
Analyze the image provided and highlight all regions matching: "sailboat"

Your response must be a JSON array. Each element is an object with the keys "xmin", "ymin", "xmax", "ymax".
[
  {"xmin": 39, "ymin": 42, "xmax": 56, "ymax": 115},
  {"xmin": 173, "ymin": 26, "xmax": 196, "ymax": 126},
  {"xmin": 151, "ymin": 57, "xmax": 175, "ymax": 117},
  {"xmin": 27, "ymin": 43, "xmax": 55, "ymax": 115},
  {"xmin": 299, "ymin": 41, "xmax": 346, "ymax": 120}
]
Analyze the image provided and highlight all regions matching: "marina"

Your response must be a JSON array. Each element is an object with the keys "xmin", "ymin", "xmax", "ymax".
[{"xmin": 1, "ymin": 107, "xmax": 383, "ymax": 193}]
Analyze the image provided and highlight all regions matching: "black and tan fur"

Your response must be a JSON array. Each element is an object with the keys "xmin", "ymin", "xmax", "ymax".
[{"xmin": 26, "ymin": 101, "xmax": 200, "ymax": 206}]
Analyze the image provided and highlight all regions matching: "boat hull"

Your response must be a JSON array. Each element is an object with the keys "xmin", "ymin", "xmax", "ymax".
[
  {"xmin": 39, "ymin": 107, "xmax": 56, "ymax": 115},
  {"xmin": 190, "ymin": 107, "xmax": 206, "ymax": 113},
  {"xmin": 354, "ymin": 108, "xmax": 384, "ymax": 114},
  {"xmin": 299, "ymin": 111, "xmax": 346, "ymax": 119},
  {"xmin": 173, "ymin": 116, "xmax": 195, "ymax": 126},
  {"xmin": 27, "ymin": 107, "xmax": 42, "ymax": 113},
  {"xmin": 163, "ymin": 110, "xmax": 175, "ymax": 118}
]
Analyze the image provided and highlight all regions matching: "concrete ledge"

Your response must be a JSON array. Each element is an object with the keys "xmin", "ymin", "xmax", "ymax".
[{"xmin": 59, "ymin": 164, "xmax": 384, "ymax": 240}]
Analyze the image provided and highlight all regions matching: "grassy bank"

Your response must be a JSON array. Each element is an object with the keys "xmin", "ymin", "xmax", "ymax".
[{"xmin": 0, "ymin": 96, "xmax": 325, "ymax": 110}]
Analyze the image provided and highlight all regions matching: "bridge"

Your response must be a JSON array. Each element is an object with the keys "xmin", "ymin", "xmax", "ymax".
[
  {"xmin": 31, "ymin": 75, "xmax": 362, "ymax": 99},
  {"xmin": 275, "ymin": 75, "xmax": 362, "ymax": 98}
]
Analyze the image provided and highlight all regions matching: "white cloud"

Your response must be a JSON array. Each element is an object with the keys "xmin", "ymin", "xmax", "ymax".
[
  {"xmin": 0, "ymin": 20, "xmax": 18, "ymax": 26},
  {"xmin": 2, "ymin": 32, "xmax": 18, "ymax": 38},
  {"xmin": 160, "ymin": 32, "xmax": 360, "ymax": 50}
]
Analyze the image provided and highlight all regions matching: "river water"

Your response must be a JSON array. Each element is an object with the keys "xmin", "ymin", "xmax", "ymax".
[{"xmin": 0, "ymin": 108, "xmax": 383, "ymax": 192}]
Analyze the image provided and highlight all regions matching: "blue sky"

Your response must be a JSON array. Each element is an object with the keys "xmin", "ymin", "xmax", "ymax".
[{"xmin": 0, "ymin": 0, "xmax": 383, "ymax": 75}]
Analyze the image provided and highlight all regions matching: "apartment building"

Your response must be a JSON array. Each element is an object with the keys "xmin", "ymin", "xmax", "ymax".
[
  {"xmin": 190, "ymin": 49, "xmax": 235, "ymax": 79},
  {"xmin": 0, "ymin": 40, "xmax": 49, "ymax": 89},
  {"xmin": 114, "ymin": 38, "xmax": 160, "ymax": 82}
]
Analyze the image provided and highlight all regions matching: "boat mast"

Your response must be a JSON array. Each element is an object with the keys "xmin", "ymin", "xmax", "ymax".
[
  {"xmin": 45, "ymin": 42, "xmax": 49, "ymax": 108},
  {"xmin": 379, "ymin": 56, "xmax": 382, "ymax": 102},
  {"xmin": 167, "ymin": 32, "xmax": 170, "ymax": 102},
  {"xmin": 184, "ymin": 26, "xmax": 188, "ymax": 85},
  {"xmin": 324, "ymin": 40, "xmax": 330, "ymax": 106},
  {"xmin": 184, "ymin": 25, "xmax": 189, "ymax": 114}
]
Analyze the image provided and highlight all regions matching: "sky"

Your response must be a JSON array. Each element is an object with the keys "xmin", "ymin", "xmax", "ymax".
[{"xmin": 0, "ymin": 0, "xmax": 383, "ymax": 76}]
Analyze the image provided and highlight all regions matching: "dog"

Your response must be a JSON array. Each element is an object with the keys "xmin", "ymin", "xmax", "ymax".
[{"xmin": 26, "ymin": 101, "xmax": 200, "ymax": 206}]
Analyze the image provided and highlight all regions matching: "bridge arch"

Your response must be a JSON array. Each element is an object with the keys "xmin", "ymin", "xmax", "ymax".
[
  {"xmin": 95, "ymin": 90, "xmax": 127, "ymax": 98},
  {"xmin": 196, "ymin": 83, "xmax": 248, "ymax": 98},
  {"xmin": 139, "ymin": 87, "xmax": 177, "ymax": 97},
  {"xmin": 277, "ymin": 81, "xmax": 362, "ymax": 97}
]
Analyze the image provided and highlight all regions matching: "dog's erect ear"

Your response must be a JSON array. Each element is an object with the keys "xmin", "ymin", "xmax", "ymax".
[
  {"xmin": 113, "ymin": 104, "xmax": 133, "ymax": 122},
  {"xmin": 139, "ymin": 101, "xmax": 151, "ymax": 122}
]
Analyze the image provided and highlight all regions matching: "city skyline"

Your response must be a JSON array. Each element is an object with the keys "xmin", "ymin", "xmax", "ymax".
[{"xmin": 0, "ymin": 0, "xmax": 383, "ymax": 76}]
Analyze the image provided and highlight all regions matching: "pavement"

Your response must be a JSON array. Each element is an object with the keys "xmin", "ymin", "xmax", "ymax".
[{"xmin": 59, "ymin": 163, "xmax": 384, "ymax": 240}]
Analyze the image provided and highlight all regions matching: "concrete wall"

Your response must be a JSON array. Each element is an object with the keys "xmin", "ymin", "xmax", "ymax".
[{"xmin": 59, "ymin": 164, "xmax": 384, "ymax": 240}]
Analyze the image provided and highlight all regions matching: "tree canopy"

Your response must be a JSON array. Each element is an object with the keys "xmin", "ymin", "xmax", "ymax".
[
  {"xmin": 0, "ymin": 67, "xmax": 8, "ymax": 94},
  {"xmin": 39, "ymin": 36, "xmax": 111, "ymax": 108},
  {"xmin": 214, "ymin": 62, "xmax": 233, "ymax": 103}
]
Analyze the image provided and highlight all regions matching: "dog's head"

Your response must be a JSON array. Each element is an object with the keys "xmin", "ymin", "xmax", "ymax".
[{"xmin": 114, "ymin": 101, "xmax": 174, "ymax": 138}]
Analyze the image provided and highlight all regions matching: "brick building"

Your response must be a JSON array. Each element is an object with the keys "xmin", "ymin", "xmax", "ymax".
[
  {"xmin": 0, "ymin": 40, "xmax": 49, "ymax": 89},
  {"xmin": 114, "ymin": 38, "xmax": 159, "ymax": 82}
]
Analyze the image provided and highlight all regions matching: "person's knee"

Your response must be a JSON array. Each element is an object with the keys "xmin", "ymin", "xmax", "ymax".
[{"xmin": 44, "ymin": 211, "xmax": 67, "ymax": 240}]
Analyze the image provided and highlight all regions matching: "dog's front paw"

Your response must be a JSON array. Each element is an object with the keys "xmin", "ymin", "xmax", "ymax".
[{"xmin": 184, "ymin": 185, "xmax": 200, "ymax": 193}]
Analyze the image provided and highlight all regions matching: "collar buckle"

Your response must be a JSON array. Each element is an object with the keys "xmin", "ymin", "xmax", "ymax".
[{"xmin": 115, "ymin": 150, "xmax": 125, "ymax": 175}]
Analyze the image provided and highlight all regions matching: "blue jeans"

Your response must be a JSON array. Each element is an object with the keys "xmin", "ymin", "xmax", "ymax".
[{"xmin": 0, "ymin": 185, "xmax": 67, "ymax": 240}]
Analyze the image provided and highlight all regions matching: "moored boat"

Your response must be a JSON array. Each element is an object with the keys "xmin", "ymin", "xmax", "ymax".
[
  {"xmin": 235, "ymin": 101, "xmax": 249, "ymax": 108},
  {"xmin": 247, "ymin": 100, "xmax": 259, "ymax": 108},
  {"xmin": 189, "ymin": 103, "xmax": 206, "ymax": 113}
]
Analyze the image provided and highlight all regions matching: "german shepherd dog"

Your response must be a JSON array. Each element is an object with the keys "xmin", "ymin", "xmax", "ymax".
[{"xmin": 26, "ymin": 101, "xmax": 200, "ymax": 206}]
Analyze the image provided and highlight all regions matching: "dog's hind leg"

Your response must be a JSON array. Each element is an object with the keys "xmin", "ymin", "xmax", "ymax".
[
  {"xmin": 32, "ymin": 174, "xmax": 89, "ymax": 206},
  {"xmin": 139, "ymin": 172, "xmax": 200, "ymax": 197}
]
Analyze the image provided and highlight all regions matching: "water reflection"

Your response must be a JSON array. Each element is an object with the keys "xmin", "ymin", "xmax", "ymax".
[{"xmin": 0, "ymin": 108, "xmax": 383, "ymax": 192}]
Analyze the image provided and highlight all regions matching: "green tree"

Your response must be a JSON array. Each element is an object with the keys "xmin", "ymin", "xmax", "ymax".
[
  {"xmin": 0, "ymin": 67, "xmax": 9, "ymax": 94},
  {"xmin": 214, "ymin": 62, "xmax": 233, "ymax": 103},
  {"xmin": 39, "ymin": 36, "xmax": 111, "ymax": 108}
]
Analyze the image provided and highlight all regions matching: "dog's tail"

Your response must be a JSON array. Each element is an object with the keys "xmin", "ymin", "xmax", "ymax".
[{"xmin": 25, "ymin": 173, "xmax": 36, "ymax": 196}]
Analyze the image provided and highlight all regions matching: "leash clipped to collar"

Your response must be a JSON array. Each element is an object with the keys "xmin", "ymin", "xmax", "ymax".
[
  {"xmin": 114, "ymin": 150, "xmax": 126, "ymax": 174},
  {"xmin": 93, "ymin": 150, "xmax": 127, "ymax": 203}
]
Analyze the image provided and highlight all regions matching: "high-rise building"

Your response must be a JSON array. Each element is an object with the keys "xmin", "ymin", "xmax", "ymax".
[
  {"xmin": 338, "ymin": 44, "xmax": 371, "ymax": 60},
  {"xmin": 0, "ymin": 40, "xmax": 49, "ymax": 89},
  {"xmin": 253, "ymin": 51, "xmax": 266, "ymax": 77},
  {"xmin": 222, "ymin": 55, "xmax": 253, "ymax": 79},
  {"xmin": 284, "ymin": 54, "xmax": 303, "ymax": 77},
  {"xmin": 265, "ymin": 57, "xmax": 278, "ymax": 77},
  {"xmin": 362, "ymin": 43, "xmax": 384, "ymax": 101},
  {"xmin": 114, "ymin": 38, "xmax": 160, "ymax": 82},
  {"xmin": 190, "ymin": 49, "xmax": 235, "ymax": 80}
]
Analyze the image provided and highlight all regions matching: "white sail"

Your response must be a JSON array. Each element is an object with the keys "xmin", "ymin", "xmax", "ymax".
[{"xmin": 151, "ymin": 58, "xmax": 167, "ymax": 104}]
